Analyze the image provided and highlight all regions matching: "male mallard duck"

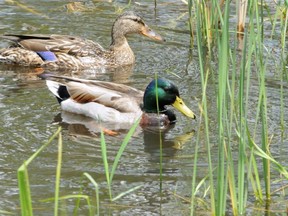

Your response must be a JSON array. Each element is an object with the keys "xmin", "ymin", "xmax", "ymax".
[
  {"xmin": 0, "ymin": 11, "xmax": 163, "ymax": 69},
  {"xmin": 41, "ymin": 74, "xmax": 196, "ymax": 127}
]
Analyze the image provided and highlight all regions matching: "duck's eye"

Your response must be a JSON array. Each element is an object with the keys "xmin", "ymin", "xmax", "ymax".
[
  {"xmin": 163, "ymin": 87, "xmax": 172, "ymax": 93},
  {"xmin": 133, "ymin": 18, "xmax": 144, "ymax": 25}
]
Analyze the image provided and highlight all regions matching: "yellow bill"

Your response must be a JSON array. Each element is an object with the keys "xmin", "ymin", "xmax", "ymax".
[{"xmin": 172, "ymin": 96, "xmax": 196, "ymax": 119}]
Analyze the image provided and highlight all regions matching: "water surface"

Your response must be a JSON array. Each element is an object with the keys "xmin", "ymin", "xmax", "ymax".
[{"xmin": 0, "ymin": 0, "xmax": 287, "ymax": 215}]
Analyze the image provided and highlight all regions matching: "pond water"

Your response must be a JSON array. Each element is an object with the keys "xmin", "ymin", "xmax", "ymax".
[{"xmin": 0, "ymin": 0, "xmax": 287, "ymax": 215}]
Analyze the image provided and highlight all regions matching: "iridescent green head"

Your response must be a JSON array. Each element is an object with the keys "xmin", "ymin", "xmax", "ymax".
[{"xmin": 142, "ymin": 78, "xmax": 196, "ymax": 119}]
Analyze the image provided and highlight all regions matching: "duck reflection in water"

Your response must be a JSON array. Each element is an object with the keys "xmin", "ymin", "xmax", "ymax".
[
  {"xmin": 142, "ymin": 126, "xmax": 195, "ymax": 160},
  {"xmin": 53, "ymin": 111, "xmax": 194, "ymax": 156},
  {"xmin": 53, "ymin": 111, "xmax": 130, "ymax": 137}
]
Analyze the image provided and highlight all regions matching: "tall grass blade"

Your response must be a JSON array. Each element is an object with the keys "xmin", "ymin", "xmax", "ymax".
[
  {"xmin": 17, "ymin": 163, "xmax": 33, "ymax": 216},
  {"xmin": 109, "ymin": 118, "xmax": 140, "ymax": 183},
  {"xmin": 100, "ymin": 130, "xmax": 112, "ymax": 200},
  {"xmin": 54, "ymin": 132, "xmax": 63, "ymax": 216},
  {"xmin": 280, "ymin": 5, "xmax": 288, "ymax": 136},
  {"xmin": 252, "ymin": 0, "xmax": 270, "ymax": 199},
  {"xmin": 244, "ymin": 130, "xmax": 288, "ymax": 178},
  {"xmin": 260, "ymin": 94, "xmax": 270, "ymax": 199},
  {"xmin": 241, "ymin": 5, "xmax": 264, "ymax": 203},
  {"xmin": 153, "ymin": 73, "xmax": 164, "ymax": 191},
  {"xmin": 247, "ymin": 149, "xmax": 263, "ymax": 201},
  {"xmin": 101, "ymin": 118, "xmax": 140, "ymax": 202},
  {"xmin": 190, "ymin": 104, "xmax": 201, "ymax": 216},
  {"xmin": 215, "ymin": 0, "xmax": 230, "ymax": 214},
  {"xmin": 112, "ymin": 185, "xmax": 143, "ymax": 201},
  {"xmin": 237, "ymin": 27, "xmax": 249, "ymax": 214},
  {"xmin": 191, "ymin": 0, "xmax": 215, "ymax": 214},
  {"xmin": 41, "ymin": 195, "xmax": 93, "ymax": 215},
  {"xmin": 0, "ymin": 210, "xmax": 13, "ymax": 215},
  {"xmin": 17, "ymin": 127, "xmax": 62, "ymax": 216},
  {"xmin": 224, "ymin": 37, "xmax": 238, "ymax": 215},
  {"xmin": 83, "ymin": 172, "xmax": 99, "ymax": 216}
]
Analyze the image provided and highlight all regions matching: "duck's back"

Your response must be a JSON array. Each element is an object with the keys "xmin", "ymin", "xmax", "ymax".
[{"xmin": 0, "ymin": 34, "xmax": 110, "ymax": 68}]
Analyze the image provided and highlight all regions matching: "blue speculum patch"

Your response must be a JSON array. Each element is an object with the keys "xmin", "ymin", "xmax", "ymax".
[{"xmin": 36, "ymin": 51, "xmax": 57, "ymax": 61}]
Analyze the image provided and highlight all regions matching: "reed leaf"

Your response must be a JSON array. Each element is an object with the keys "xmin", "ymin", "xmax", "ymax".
[
  {"xmin": 191, "ymin": 0, "xmax": 215, "ymax": 214},
  {"xmin": 83, "ymin": 172, "xmax": 99, "ymax": 216},
  {"xmin": 237, "ymin": 25, "xmax": 249, "ymax": 214},
  {"xmin": 54, "ymin": 132, "xmax": 62, "ymax": 216},
  {"xmin": 0, "ymin": 210, "xmax": 13, "ymax": 215},
  {"xmin": 17, "ymin": 163, "xmax": 32, "ymax": 216},
  {"xmin": 112, "ymin": 185, "xmax": 143, "ymax": 201},
  {"xmin": 42, "ymin": 195, "xmax": 93, "ymax": 215},
  {"xmin": 109, "ymin": 118, "xmax": 140, "ymax": 183},
  {"xmin": 215, "ymin": 1, "xmax": 230, "ymax": 214},
  {"xmin": 17, "ymin": 127, "xmax": 62, "ymax": 216},
  {"xmin": 100, "ymin": 130, "xmax": 112, "ymax": 200}
]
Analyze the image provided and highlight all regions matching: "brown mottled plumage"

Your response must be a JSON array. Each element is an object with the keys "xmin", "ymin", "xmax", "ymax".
[{"xmin": 0, "ymin": 11, "xmax": 163, "ymax": 69}]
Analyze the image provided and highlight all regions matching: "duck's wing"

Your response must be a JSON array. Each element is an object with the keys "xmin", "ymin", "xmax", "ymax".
[
  {"xmin": 44, "ymin": 75, "xmax": 144, "ymax": 113},
  {"xmin": 1, "ymin": 34, "xmax": 106, "ymax": 57}
]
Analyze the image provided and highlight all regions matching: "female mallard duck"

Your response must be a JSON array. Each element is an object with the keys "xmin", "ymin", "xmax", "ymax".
[
  {"xmin": 41, "ymin": 74, "xmax": 196, "ymax": 127},
  {"xmin": 0, "ymin": 11, "xmax": 163, "ymax": 69}
]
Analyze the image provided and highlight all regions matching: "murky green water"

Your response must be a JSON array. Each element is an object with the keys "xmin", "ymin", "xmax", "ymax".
[{"xmin": 0, "ymin": 0, "xmax": 288, "ymax": 215}]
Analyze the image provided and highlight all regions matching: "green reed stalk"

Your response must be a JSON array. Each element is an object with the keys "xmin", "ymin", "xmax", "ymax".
[
  {"xmin": 190, "ymin": 0, "xmax": 288, "ymax": 214},
  {"xmin": 190, "ymin": 0, "xmax": 215, "ymax": 214},
  {"xmin": 236, "ymin": 9, "xmax": 263, "ymax": 211},
  {"xmin": 100, "ymin": 131, "xmax": 112, "ymax": 200},
  {"xmin": 215, "ymin": 1, "xmax": 230, "ymax": 215},
  {"xmin": 154, "ymin": 73, "xmax": 164, "ymax": 191},
  {"xmin": 237, "ymin": 32, "xmax": 248, "ymax": 214},
  {"xmin": 100, "ymin": 119, "xmax": 140, "ymax": 201},
  {"xmin": 0, "ymin": 210, "xmax": 13, "ymax": 215},
  {"xmin": 17, "ymin": 127, "xmax": 62, "ymax": 216},
  {"xmin": 226, "ymin": 145, "xmax": 238, "ymax": 215},
  {"xmin": 112, "ymin": 185, "xmax": 143, "ymax": 201},
  {"xmin": 73, "ymin": 186, "xmax": 83, "ymax": 215},
  {"xmin": 41, "ymin": 195, "xmax": 93, "ymax": 216},
  {"xmin": 254, "ymin": 0, "xmax": 271, "ymax": 199},
  {"xmin": 83, "ymin": 172, "xmax": 99, "ymax": 215},
  {"xmin": 225, "ymin": 39, "xmax": 238, "ymax": 215},
  {"xmin": 241, "ymin": 6, "xmax": 265, "ymax": 202},
  {"xmin": 190, "ymin": 73, "xmax": 209, "ymax": 216},
  {"xmin": 17, "ymin": 164, "xmax": 33, "ymax": 216},
  {"xmin": 188, "ymin": 0, "xmax": 223, "ymax": 59},
  {"xmin": 246, "ymin": 128, "xmax": 263, "ymax": 202},
  {"xmin": 54, "ymin": 131, "xmax": 63, "ymax": 216},
  {"xmin": 280, "ymin": 8, "xmax": 288, "ymax": 136},
  {"xmin": 258, "ymin": 71, "xmax": 270, "ymax": 201},
  {"xmin": 190, "ymin": 121, "xmax": 199, "ymax": 216},
  {"xmin": 109, "ymin": 118, "xmax": 140, "ymax": 184},
  {"xmin": 237, "ymin": 3, "xmax": 266, "ymax": 206},
  {"xmin": 260, "ymin": 67, "xmax": 270, "ymax": 200}
]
